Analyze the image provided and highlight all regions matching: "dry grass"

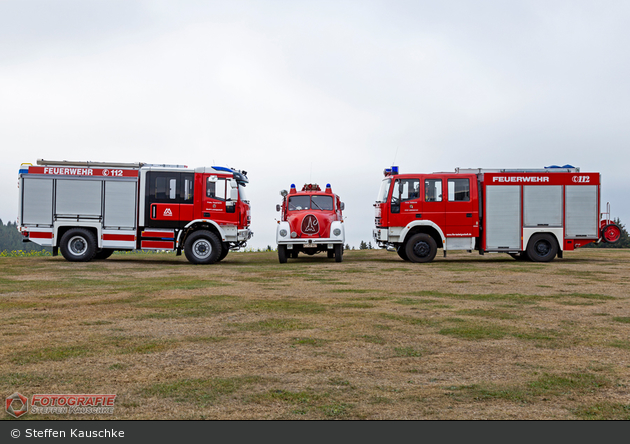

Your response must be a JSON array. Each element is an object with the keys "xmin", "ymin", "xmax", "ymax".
[{"xmin": 1, "ymin": 248, "xmax": 630, "ymax": 420}]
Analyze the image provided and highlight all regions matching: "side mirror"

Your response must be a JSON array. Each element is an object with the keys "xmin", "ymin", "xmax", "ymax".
[
  {"xmin": 340, "ymin": 202, "xmax": 345, "ymax": 211},
  {"xmin": 276, "ymin": 204, "xmax": 281, "ymax": 212},
  {"xmin": 230, "ymin": 187, "xmax": 238, "ymax": 201}
]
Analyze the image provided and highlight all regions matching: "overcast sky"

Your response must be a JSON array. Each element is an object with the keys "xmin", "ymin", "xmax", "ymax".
[{"xmin": 1, "ymin": 0, "xmax": 628, "ymax": 250}]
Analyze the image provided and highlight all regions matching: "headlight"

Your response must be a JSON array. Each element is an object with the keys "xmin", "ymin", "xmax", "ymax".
[
  {"xmin": 279, "ymin": 229, "xmax": 288, "ymax": 237},
  {"xmin": 333, "ymin": 228, "xmax": 341, "ymax": 236},
  {"xmin": 291, "ymin": 232, "xmax": 297, "ymax": 238}
]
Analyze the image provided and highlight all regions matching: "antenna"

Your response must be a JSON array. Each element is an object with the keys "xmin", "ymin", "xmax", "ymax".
[
  {"xmin": 392, "ymin": 146, "xmax": 399, "ymax": 165},
  {"xmin": 310, "ymin": 162, "xmax": 313, "ymax": 182}
]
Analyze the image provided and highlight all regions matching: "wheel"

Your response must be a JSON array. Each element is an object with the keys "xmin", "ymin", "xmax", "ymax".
[
  {"xmin": 327, "ymin": 249, "xmax": 334, "ymax": 258},
  {"xmin": 334, "ymin": 244, "xmax": 343, "ymax": 262},
  {"xmin": 526, "ymin": 233, "xmax": 558, "ymax": 262},
  {"xmin": 278, "ymin": 245, "xmax": 288, "ymax": 263},
  {"xmin": 397, "ymin": 244, "xmax": 410, "ymax": 261},
  {"xmin": 217, "ymin": 242, "xmax": 230, "ymax": 262},
  {"xmin": 59, "ymin": 228, "xmax": 97, "ymax": 262},
  {"xmin": 184, "ymin": 230, "xmax": 221, "ymax": 264},
  {"xmin": 508, "ymin": 252, "xmax": 529, "ymax": 261},
  {"xmin": 405, "ymin": 233, "xmax": 437, "ymax": 263},
  {"xmin": 94, "ymin": 249, "xmax": 114, "ymax": 260},
  {"xmin": 602, "ymin": 224, "xmax": 621, "ymax": 243}
]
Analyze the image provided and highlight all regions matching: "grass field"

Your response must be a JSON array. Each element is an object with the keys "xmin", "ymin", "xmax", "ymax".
[{"xmin": 1, "ymin": 248, "xmax": 629, "ymax": 420}]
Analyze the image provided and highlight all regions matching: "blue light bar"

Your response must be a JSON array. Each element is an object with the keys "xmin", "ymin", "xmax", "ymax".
[{"xmin": 211, "ymin": 166, "xmax": 234, "ymax": 173}]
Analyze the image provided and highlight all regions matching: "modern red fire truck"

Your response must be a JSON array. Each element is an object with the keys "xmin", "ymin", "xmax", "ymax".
[
  {"xmin": 17, "ymin": 159, "xmax": 252, "ymax": 264},
  {"xmin": 373, "ymin": 165, "xmax": 621, "ymax": 263},
  {"xmin": 275, "ymin": 183, "xmax": 346, "ymax": 263}
]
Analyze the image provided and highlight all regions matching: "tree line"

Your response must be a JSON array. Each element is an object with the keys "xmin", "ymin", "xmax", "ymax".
[
  {"xmin": 0, "ymin": 220, "xmax": 49, "ymax": 252},
  {"xmin": 1, "ymin": 218, "xmax": 627, "ymax": 252}
]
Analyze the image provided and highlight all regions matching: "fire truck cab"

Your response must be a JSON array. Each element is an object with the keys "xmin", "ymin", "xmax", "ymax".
[
  {"xmin": 17, "ymin": 159, "xmax": 252, "ymax": 264},
  {"xmin": 275, "ymin": 183, "xmax": 345, "ymax": 263},
  {"xmin": 373, "ymin": 166, "xmax": 621, "ymax": 263}
]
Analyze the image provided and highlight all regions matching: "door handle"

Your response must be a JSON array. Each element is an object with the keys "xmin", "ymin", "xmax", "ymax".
[
  {"xmin": 466, "ymin": 213, "xmax": 472, "ymax": 217},
  {"xmin": 415, "ymin": 214, "xmax": 422, "ymax": 218},
  {"xmin": 152, "ymin": 205, "xmax": 156, "ymax": 218}
]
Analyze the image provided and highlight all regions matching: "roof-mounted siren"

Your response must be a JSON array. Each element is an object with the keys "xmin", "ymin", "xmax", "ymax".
[
  {"xmin": 302, "ymin": 184, "xmax": 321, "ymax": 191},
  {"xmin": 289, "ymin": 184, "xmax": 297, "ymax": 194},
  {"xmin": 325, "ymin": 183, "xmax": 332, "ymax": 194},
  {"xmin": 384, "ymin": 166, "xmax": 399, "ymax": 177}
]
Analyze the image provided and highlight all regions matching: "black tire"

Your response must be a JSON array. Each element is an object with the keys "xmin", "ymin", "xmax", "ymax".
[
  {"xmin": 397, "ymin": 244, "xmax": 410, "ymax": 261},
  {"xmin": 278, "ymin": 245, "xmax": 288, "ymax": 263},
  {"xmin": 184, "ymin": 230, "xmax": 221, "ymax": 264},
  {"xmin": 405, "ymin": 233, "xmax": 437, "ymax": 263},
  {"xmin": 334, "ymin": 244, "xmax": 343, "ymax": 262},
  {"xmin": 59, "ymin": 228, "xmax": 97, "ymax": 262},
  {"xmin": 327, "ymin": 249, "xmax": 334, "ymax": 258},
  {"xmin": 526, "ymin": 233, "xmax": 558, "ymax": 262},
  {"xmin": 217, "ymin": 242, "xmax": 230, "ymax": 262},
  {"xmin": 94, "ymin": 249, "xmax": 115, "ymax": 260}
]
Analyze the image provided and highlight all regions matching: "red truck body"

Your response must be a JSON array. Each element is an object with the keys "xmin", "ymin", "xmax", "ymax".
[
  {"xmin": 18, "ymin": 159, "xmax": 252, "ymax": 264},
  {"xmin": 373, "ymin": 166, "xmax": 621, "ymax": 262},
  {"xmin": 275, "ymin": 183, "xmax": 346, "ymax": 263}
]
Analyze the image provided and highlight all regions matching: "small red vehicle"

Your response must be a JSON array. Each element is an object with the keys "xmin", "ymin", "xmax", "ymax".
[{"xmin": 275, "ymin": 183, "xmax": 346, "ymax": 263}]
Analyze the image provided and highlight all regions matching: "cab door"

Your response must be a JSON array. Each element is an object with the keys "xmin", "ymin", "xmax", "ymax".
[
  {"xmin": 145, "ymin": 172, "xmax": 194, "ymax": 229},
  {"xmin": 422, "ymin": 177, "xmax": 445, "ymax": 227},
  {"xmin": 202, "ymin": 175, "xmax": 239, "ymax": 226},
  {"xmin": 145, "ymin": 172, "xmax": 181, "ymax": 229},
  {"xmin": 389, "ymin": 177, "xmax": 422, "ymax": 227},
  {"xmin": 443, "ymin": 176, "xmax": 478, "ymax": 236}
]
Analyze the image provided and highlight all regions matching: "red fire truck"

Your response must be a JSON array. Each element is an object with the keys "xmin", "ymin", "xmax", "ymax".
[
  {"xmin": 17, "ymin": 159, "xmax": 252, "ymax": 264},
  {"xmin": 275, "ymin": 183, "xmax": 346, "ymax": 263},
  {"xmin": 373, "ymin": 165, "xmax": 621, "ymax": 263}
]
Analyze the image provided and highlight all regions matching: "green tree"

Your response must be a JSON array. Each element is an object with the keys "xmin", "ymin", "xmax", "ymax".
[
  {"xmin": 359, "ymin": 240, "xmax": 368, "ymax": 250},
  {"xmin": 0, "ymin": 220, "xmax": 49, "ymax": 252},
  {"xmin": 345, "ymin": 244, "xmax": 350, "ymax": 250}
]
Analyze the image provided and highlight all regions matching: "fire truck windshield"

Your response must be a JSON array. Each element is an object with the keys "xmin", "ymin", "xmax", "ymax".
[
  {"xmin": 288, "ymin": 195, "xmax": 333, "ymax": 211},
  {"xmin": 376, "ymin": 178, "xmax": 391, "ymax": 203},
  {"xmin": 238, "ymin": 184, "xmax": 249, "ymax": 203}
]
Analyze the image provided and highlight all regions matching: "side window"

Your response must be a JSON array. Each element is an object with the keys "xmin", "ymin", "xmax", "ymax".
[
  {"xmin": 400, "ymin": 179, "xmax": 420, "ymax": 202},
  {"xmin": 206, "ymin": 177, "xmax": 227, "ymax": 200},
  {"xmin": 425, "ymin": 179, "xmax": 442, "ymax": 202},
  {"xmin": 392, "ymin": 179, "xmax": 420, "ymax": 203},
  {"xmin": 448, "ymin": 178, "xmax": 470, "ymax": 202},
  {"xmin": 155, "ymin": 176, "xmax": 178, "ymax": 200},
  {"xmin": 182, "ymin": 174, "xmax": 194, "ymax": 203}
]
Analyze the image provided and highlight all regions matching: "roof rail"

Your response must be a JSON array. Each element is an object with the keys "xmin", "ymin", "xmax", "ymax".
[{"xmin": 37, "ymin": 159, "xmax": 144, "ymax": 168}]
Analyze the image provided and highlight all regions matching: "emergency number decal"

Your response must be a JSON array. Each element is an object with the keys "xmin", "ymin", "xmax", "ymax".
[
  {"xmin": 572, "ymin": 176, "xmax": 590, "ymax": 183},
  {"xmin": 27, "ymin": 166, "xmax": 138, "ymax": 177}
]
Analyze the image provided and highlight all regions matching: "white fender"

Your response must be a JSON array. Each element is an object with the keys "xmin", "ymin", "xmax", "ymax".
[
  {"xmin": 399, "ymin": 220, "xmax": 446, "ymax": 246},
  {"xmin": 329, "ymin": 221, "xmax": 345, "ymax": 243},
  {"xmin": 276, "ymin": 221, "xmax": 291, "ymax": 243},
  {"xmin": 179, "ymin": 219, "xmax": 228, "ymax": 246}
]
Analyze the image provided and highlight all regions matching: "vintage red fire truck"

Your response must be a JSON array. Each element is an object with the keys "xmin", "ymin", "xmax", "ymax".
[
  {"xmin": 17, "ymin": 159, "xmax": 252, "ymax": 264},
  {"xmin": 275, "ymin": 183, "xmax": 346, "ymax": 263},
  {"xmin": 373, "ymin": 165, "xmax": 621, "ymax": 263}
]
